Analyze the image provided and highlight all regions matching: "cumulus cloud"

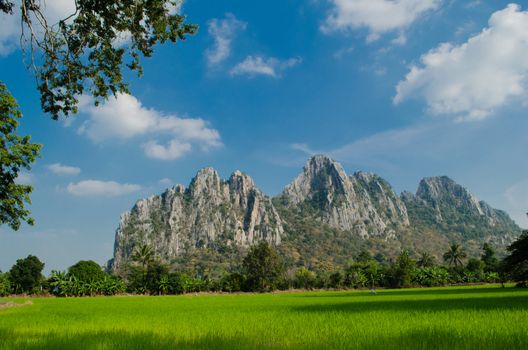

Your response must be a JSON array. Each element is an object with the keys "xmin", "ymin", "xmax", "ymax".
[
  {"xmin": 48, "ymin": 163, "xmax": 81, "ymax": 176},
  {"xmin": 230, "ymin": 56, "xmax": 302, "ymax": 78},
  {"xmin": 77, "ymin": 93, "xmax": 222, "ymax": 160},
  {"xmin": 395, "ymin": 4, "xmax": 528, "ymax": 121},
  {"xmin": 142, "ymin": 140, "xmax": 191, "ymax": 161},
  {"xmin": 67, "ymin": 180, "xmax": 141, "ymax": 197},
  {"xmin": 322, "ymin": 0, "xmax": 441, "ymax": 42},
  {"xmin": 206, "ymin": 13, "xmax": 246, "ymax": 66}
]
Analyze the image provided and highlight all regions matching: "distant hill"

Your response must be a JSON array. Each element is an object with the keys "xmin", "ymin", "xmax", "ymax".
[{"xmin": 109, "ymin": 155, "xmax": 522, "ymax": 274}]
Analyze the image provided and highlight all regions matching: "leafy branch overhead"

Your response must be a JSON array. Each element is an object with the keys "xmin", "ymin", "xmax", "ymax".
[{"xmin": 1, "ymin": 0, "xmax": 198, "ymax": 119}]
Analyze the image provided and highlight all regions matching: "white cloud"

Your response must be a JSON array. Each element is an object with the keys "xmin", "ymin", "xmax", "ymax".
[
  {"xmin": 395, "ymin": 4, "xmax": 528, "ymax": 121},
  {"xmin": 67, "ymin": 180, "xmax": 141, "ymax": 197},
  {"xmin": 504, "ymin": 179, "xmax": 528, "ymax": 228},
  {"xmin": 328, "ymin": 123, "xmax": 434, "ymax": 163},
  {"xmin": 142, "ymin": 140, "xmax": 191, "ymax": 160},
  {"xmin": 230, "ymin": 56, "xmax": 302, "ymax": 78},
  {"xmin": 291, "ymin": 143, "xmax": 318, "ymax": 155},
  {"xmin": 158, "ymin": 178, "xmax": 173, "ymax": 186},
  {"xmin": 77, "ymin": 93, "xmax": 157, "ymax": 141},
  {"xmin": 322, "ymin": 0, "xmax": 441, "ymax": 42},
  {"xmin": 206, "ymin": 13, "xmax": 246, "ymax": 66},
  {"xmin": 465, "ymin": 1, "xmax": 482, "ymax": 9},
  {"xmin": 0, "ymin": 0, "xmax": 180, "ymax": 55},
  {"xmin": 77, "ymin": 93, "xmax": 222, "ymax": 160},
  {"xmin": 112, "ymin": 31, "xmax": 132, "ymax": 48},
  {"xmin": 166, "ymin": 0, "xmax": 183, "ymax": 15},
  {"xmin": 333, "ymin": 46, "xmax": 354, "ymax": 59},
  {"xmin": 0, "ymin": 8, "xmax": 19, "ymax": 55},
  {"xmin": 0, "ymin": 0, "xmax": 77, "ymax": 56},
  {"xmin": 48, "ymin": 163, "xmax": 81, "ymax": 176}
]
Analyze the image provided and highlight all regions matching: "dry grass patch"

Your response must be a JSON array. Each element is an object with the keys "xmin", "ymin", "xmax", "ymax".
[{"xmin": 0, "ymin": 300, "xmax": 32, "ymax": 310}]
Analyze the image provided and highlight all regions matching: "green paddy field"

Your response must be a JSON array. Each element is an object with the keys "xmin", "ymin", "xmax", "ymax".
[{"xmin": 1, "ymin": 285, "xmax": 527, "ymax": 349}]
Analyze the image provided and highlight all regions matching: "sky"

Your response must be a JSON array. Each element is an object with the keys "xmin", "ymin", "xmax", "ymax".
[{"xmin": 1, "ymin": 0, "xmax": 528, "ymax": 273}]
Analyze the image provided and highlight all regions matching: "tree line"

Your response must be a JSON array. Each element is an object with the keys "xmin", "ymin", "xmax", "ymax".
[{"xmin": 1, "ymin": 232, "xmax": 527, "ymax": 297}]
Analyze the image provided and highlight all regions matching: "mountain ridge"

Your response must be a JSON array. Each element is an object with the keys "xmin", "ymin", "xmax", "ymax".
[{"xmin": 109, "ymin": 155, "xmax": 521, "ymax": 273}]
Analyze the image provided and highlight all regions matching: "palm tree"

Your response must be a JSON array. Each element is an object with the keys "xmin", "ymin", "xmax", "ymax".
[
  {"xmin": 131, "ymin": 243, "xmax": 154, "ymax": 291},
  {"xmin": 131, "ymin": 243, "xmax": 154, "ymax": 270},
  {"xmin": 443, "ymin": 243, "xmax": 467, "ymax": 268},
  {"xmin": 417, "ymin": 252, "xmax": 436, "ymax": 268}
]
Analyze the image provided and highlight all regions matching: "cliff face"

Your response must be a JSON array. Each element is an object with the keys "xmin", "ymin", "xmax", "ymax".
[
  {"xmin": 110, "ymin": 156, "xmax": 521, "ymax": 272},
  {"xmin": 278, "ymin": 155, "xmax": 409, "ymax": 238},
  {"xmin": 402, "ymin": 176, "xmax": 520, "ymax": 244},
  {"xmin": 111, "ymin": 168, "xmax": 283, "ymax": 272}
]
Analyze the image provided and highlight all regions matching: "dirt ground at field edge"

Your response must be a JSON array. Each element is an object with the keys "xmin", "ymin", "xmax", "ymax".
[{"xmin": 0, "ymin": 300, "xmax": 33, "ymax": 310}]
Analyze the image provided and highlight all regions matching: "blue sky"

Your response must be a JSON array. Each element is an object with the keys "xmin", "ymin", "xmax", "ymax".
[{"xmin": 1, "ymin": 0, "xmax": 528, "ymax": 273}]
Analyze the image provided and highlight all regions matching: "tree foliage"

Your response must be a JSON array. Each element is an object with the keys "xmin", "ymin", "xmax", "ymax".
[
  {"xmin": 8, "ymin": 254, "xmax": 44, "ymax": 293},
  {"xmin": 417, "ymin": 252, "xmax": 436, "ymax": 268},
  {"xmin": 49, "ymin": 270, "xmax": 125, "ymax": 297},
  {"xmin": 0, "ymin": 83, "xmax": 41, "ymax": 230},
  {"xmin": 68, "ymin": 260, "xmax": 105, "ymax": 283},
  {"xmin": 1, "ymin": 0, "xmax": 197, "ymax": 119},
  {"xmin": 481, "ymin": 243, "xmax": 499, "ymax": 272},
  {"xmin": 243, "ymin": 242, "xmax": 284, "ymax": 292},
  {"xmin": 391, "ymin": 250, "xmax": 416, "ymax": 288},
  {"xmin": 131, "ymin": 243, "xmax": 154, "ymax": 268},
  {"xmin": 0, "ymin": 271, "xmax": 12, "ymax": 296},
  {"xmin": 443, "ymin": 243, "xmax": 467, "ymax": 268},
  {"xmin": 503, "ymin": 231, "xmax": 528, "ymax": 286}
]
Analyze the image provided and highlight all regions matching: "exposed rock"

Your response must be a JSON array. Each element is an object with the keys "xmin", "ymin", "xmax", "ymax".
[
  {"xmin": 279, "ymin": 155, "xmax": 409, "ymax": 238},
  {"xmin": 110, "ymin": 156, "xmax": 521, "ymax": 272},
  {"xmin": 402, "ymin": 176, "xmax": 520, "ymax": 242},
  {"xmin": 111, "ymin": 168, "xmax": 283, "ymax": 272}
]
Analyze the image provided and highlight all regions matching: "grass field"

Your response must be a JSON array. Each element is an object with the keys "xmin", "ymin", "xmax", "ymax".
[{"xmin": 1, "ymin": 285, "xmax": 527, "ymax": 349}]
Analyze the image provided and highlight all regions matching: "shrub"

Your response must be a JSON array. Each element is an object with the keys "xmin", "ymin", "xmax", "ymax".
[
  {"xmin": 218, "ymin": 272, "xmax": 245, "ymax": 292},
  {"xmin": 0, "ymin": 272, "xmax": 12, "ymax": 296},
  {"xmin": 413, "ymin": 267, "xmax": 450, "ymax": 287},
  {"xmin": 294, "ymin": 268, "xmax": 316, "ymax": 290}
]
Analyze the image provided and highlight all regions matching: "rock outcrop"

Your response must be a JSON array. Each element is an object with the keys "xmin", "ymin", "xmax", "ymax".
[
  {"xmin": 110, "ymin": 156, "xmax": 521, "ymax": 271},
  {"xmin": 278, "ymin": 155, "xmax": 409, "ymax": 238},
  {"xmin": 111, "ymin": 168, "xmax": 283, "ymax": 272},
  {"xmin": 402, "ymin": 176, "xmax": 520, "ymax": 243}
]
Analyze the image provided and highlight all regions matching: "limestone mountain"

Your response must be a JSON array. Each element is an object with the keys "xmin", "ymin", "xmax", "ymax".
[
  {"xmin": 277, "ymin": 155, "xmax": 409, "ymax": 239},
  {"xmin": 402, "ymin": 176, "xmax": 520, "ymax": 245},
  {"xmin": 111, "ymin": 168, "xmax": 283, "ymax": 272},
  {"xmin": 110, "ymin": 155, "xmax": 521, "ymax": 272}
]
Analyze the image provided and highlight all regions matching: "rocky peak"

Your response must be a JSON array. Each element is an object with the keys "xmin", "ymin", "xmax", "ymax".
[
  {"xmin": 279, "ymin": 156, "xmax": 409, "ymax": 238},
  {"xmin": 416, "ymin": 176, "xmax": 484, "ymax": 216},
  {"xmin": 111, "ymin": 167, "xmax": 284, "ymax": 273},
  {"xmin": 403, "ymin": 176, "xmax": 520, "ymax": 240},
  {"xmin": 228, "ymin": 170, "xmax": 260, "ymax": 208},
  {"xmin": 189, "ymin": 167, "xmax": 222, "ymax": 196},
  {"xmin": 282, "ymin": 155, "xmax": 348, "ymax": 207},
  {"xmin": 228, "ymin": 170, "xmax": 256, "ymax": 192}
]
